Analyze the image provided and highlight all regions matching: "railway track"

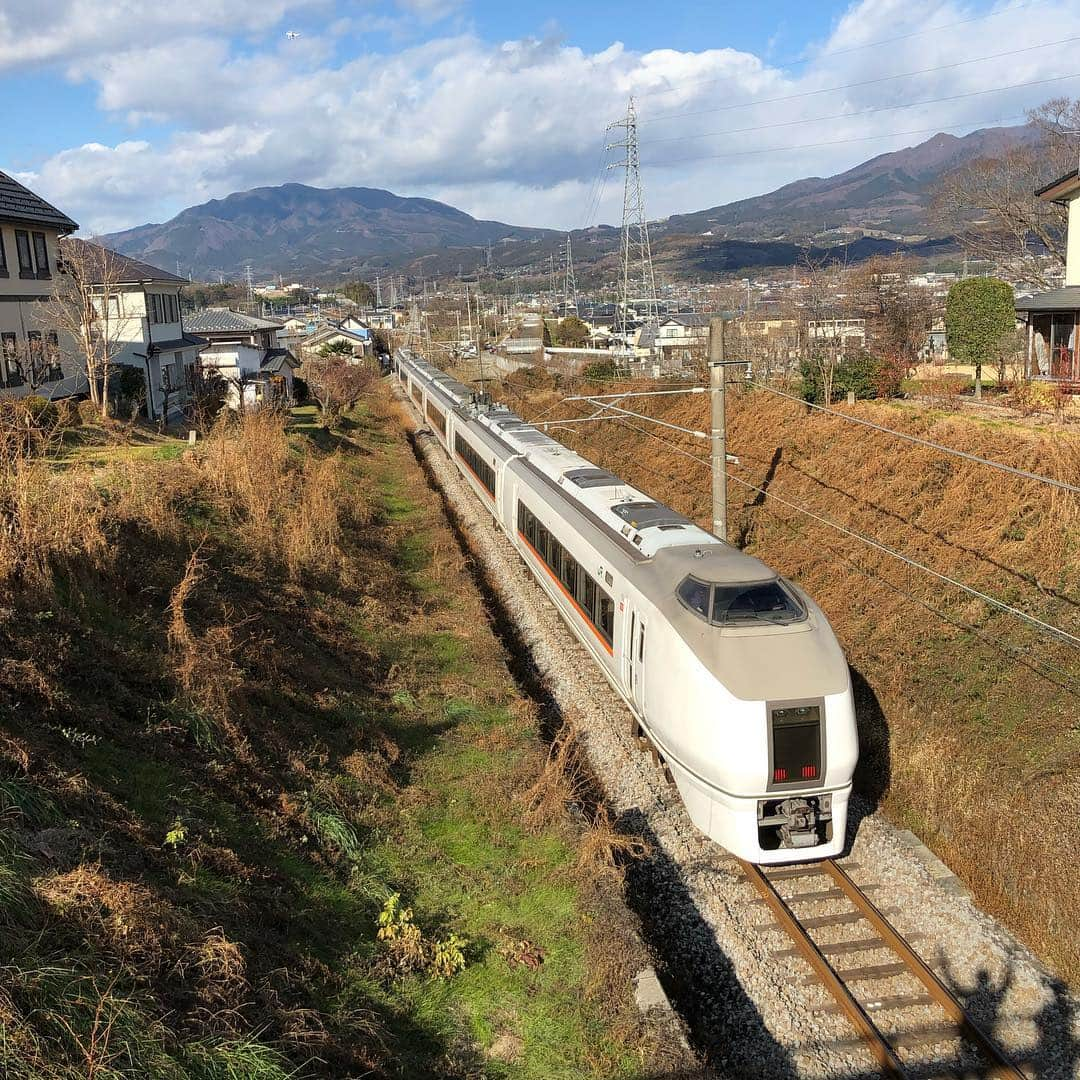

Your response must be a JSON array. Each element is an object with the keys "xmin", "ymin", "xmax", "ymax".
[{"xmin": 742, "ymin": 858, "xmax": 1028, "ymax": 1079}]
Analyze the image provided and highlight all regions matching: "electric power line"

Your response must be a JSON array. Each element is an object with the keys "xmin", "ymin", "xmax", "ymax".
[
  {"xmin": 642, "ymin": 115, "xmax": 1028, "ymax": 168},
  {"xmin": 644, "ymin": 70, "xmax": 1080, "ymax": 146},
  {"xmin": 640, "ymin": 34, "xmax": 1080, "ymax": 124},
  {"xmin": 750, "ymin": 381, "xmax": 1080, "ymax": 495},
  {"xmin": 635, "ymin": 0, "xmax": 1060, "ymax": 100}
]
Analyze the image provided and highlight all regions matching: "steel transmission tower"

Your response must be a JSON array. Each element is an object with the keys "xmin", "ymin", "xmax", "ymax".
[
  {"xmin": 563, "ymin": 233, "xmax": 578, "ymax": 315},
  {"xmin": 606, "ymin": 96, "xmax": 657, "ymax": 352}
]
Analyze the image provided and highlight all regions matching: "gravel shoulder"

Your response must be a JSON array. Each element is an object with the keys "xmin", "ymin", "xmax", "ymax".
[{"xmin": 398, "ymin": 392, "xmax": 1080, "ymax": 1080}]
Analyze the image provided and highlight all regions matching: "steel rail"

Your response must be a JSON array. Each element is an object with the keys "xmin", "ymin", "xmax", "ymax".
[
  {"xmin": 743, "ymin": 858, "xmax": 1029, "ymax": 1079},
  {"xmin": 739, "ymin": 860, "xmax": 909, "ymax": 1079},
  {"xmin": 821, "ymin": 860, "xmax": 1027, "ymax": 1080}
]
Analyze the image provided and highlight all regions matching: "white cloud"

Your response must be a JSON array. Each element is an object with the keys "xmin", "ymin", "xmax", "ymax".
[
  {"xmin": 10, "ymin": 0, "xmax": 1080, "ymax": 235},
  {"xmin": 0, "ymin": 0, "xmax": 329, "ymax": 72}
]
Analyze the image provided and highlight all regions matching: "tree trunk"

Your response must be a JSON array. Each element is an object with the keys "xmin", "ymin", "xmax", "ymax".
[{"xmin": 974, "ymin": 362, "xmax": 982, "ymax": 400}]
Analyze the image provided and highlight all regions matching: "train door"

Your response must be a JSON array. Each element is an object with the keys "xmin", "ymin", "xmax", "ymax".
[{"xmin": 626, "ymin": 609, "xmax": 646, "ymax": 716}]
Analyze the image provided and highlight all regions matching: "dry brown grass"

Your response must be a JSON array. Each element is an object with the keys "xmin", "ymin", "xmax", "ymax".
[
  {"xmin": 506, "ymin": 377, "xmax": 1080, "ymax": 984},
  {"xmin": 520, "ymin": 722, "xmax": 591, "ymax": 828},
  {"xmin": 0, "ymin": 462, "xmax": 108, "ymax": 586},
  {"xmin": 576, "ymin": 804, "xmax": 650, "ymax": 883},
  {"xmin": 35, "ymin": 865, "xmax": 191, "ymax": 976}
]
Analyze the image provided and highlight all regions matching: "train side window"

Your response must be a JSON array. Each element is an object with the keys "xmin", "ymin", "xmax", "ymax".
[
  {"xmin": 597, "ymin": 595, "xmax": 614, "ymax": 645},
  {"xmin": 639, "ymin": 624, "xmax": 645, "ymax": 661},
  {"xmin": 536, "ymin": 524, "xmax": 550, "ymax": 562},
  {"xmin": 549, "ymin": 539, "xmax": 563, "ymax": 578},
  {"xmin": 561, "ymin": 553, "xmax": 578, "ymax": 596},
  {"xmin": 581, "ymin": 574, "xmax": 596, "ymax": 615},
  {"xmin": 517, "ymin": 501, "xmax": 526, "ymax": 533}
]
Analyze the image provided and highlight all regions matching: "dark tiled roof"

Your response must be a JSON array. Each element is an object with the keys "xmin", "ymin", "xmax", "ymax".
[
  {"xmin": 661, "ymin": 312, "xmax": 715, "ymax": 327},
  {"xmin": 184, "ymin": 308, "xmax": 285, "ymax": 334},
  {"xmin": 261, "ymin": 348, "xmax": 299, "ymax": 373},
  {"xmin": 1015, "ymin": 286, "xmax": 1080, "ymax": 312},
  {"xmin": 148, "ymin": 333, "xmax": 207, "ymax": 355},
  {"xmin": 0, "ymin": 170, "xmax": 79, "ymax": 232},
  {"xmin": 1035, "ymin": 168, "xmax": 1080, "ymax": 200},
  {"xmin": 63, "ymin": 237, "xmax": 187, "ymax": 284}
]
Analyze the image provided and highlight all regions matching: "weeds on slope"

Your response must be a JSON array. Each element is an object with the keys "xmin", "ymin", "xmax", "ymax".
[{"xmin": 0, "ymin": 395, "xmax": 671, "ymax": 1078}]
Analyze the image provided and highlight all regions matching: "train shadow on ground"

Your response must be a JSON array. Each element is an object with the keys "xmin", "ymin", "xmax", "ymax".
[
  {"xmin": 845, "ymin": 665, "xmax": 892, "ymax": 853},
  {"xmin": 403, "ymin": 426, "xmax": 801, "ymax": 1079},
  {"xmin": 621, "ymin": 812, "xmax": 802, "ymax": 1080},
  {"xmin": 625, "ymin": 960, "xmax": 1080, "ymax": 1078}
]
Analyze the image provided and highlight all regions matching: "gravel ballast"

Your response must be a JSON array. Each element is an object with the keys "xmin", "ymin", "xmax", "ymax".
[{"xmin": 398, "ymin": 393, "xmax": 1079, "ymax": 1080}]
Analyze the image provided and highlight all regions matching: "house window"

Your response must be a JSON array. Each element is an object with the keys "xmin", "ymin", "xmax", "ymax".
[
  {"xmin": 32, "ymin": 233, "xmax": 49, "ymax": 278},
  {"xmin": 166, "ymin": 294, "xmax": 179, "ymax": 323},
  {"xmin": 0, "ymin": 230, "xmax": 7, "ymax": 277},
  {"xmin": 27, "ymin": 331, "xmax": 43, "ymax": 377},
  {"xmin": 1, "ymin": 332, "xmax": 16, "ymax": 384},
  {"xmin": 15, "ymin": 231, "xmax": 34, "ymax": 278}
]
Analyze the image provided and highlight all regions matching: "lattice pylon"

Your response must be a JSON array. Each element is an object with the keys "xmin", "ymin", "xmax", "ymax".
[
  {"xmin": 606, "ymin": 96, "xmax": 658, "ymax": 351},
  {"xmin": 563, "ymin": 233, "xmax": 578, "ymax": 315}
]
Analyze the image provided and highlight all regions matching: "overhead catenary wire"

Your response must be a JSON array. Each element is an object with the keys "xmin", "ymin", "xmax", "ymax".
[
  {"xmin": 644, "ymin": 70, "xmax": 1080, "ymax": 146},
  {"xmin": 749, "ymin": 381, "xmax": 1080, "ymax": 495},
  {"xmin": 535, "ymin": 397, "xmax": 1080, "ymax": 650},
  {"xmin": 549, "ymin": 380, "xmax": 1079, "ymax": 496},
  {"xmin": 635, "ymin": 0, "xmax": 1059, "ymax": 99},
  {"xmin": 564, "ymin": 416, "xmax": 1080, "ymax": 692},
  {"xmin": 640, "ymin": 35, "xmax": 1080, "ymax": 123},
  {"xmin": 723, "ymin": 468, "xmax": 1080, "ymax": 649}
]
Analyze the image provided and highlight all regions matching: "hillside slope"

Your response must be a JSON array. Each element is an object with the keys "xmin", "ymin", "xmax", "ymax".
[
  {"xmin": 0, "ymin": 397, "xmax": 671, "ymax": 1078},
  {"xmin": 497, "ymin": 374, "xmax": 1080, "ymax": 985},
  {"xmin": 101, "ymin": 183, "xmax": 555, "ymax": 280},
  {"xmin": 662, "ymin": 124, "xmax": 1039, "ymax": 240}
]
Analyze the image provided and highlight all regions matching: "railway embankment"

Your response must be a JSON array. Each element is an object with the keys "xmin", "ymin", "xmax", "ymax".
[
  {"xmin": 408, "ymin": 374, "xmax": 1080, "ymax": 1078},
  {"xmin": 497, "ymin": 373, "xmax": 1080, "ymax": 991},
  {"xmin": 0, "ymin": 398, "xmax": 687, "ymax": 1079}
]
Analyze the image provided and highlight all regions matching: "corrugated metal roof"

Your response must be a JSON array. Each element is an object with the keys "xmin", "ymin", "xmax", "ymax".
[{"xmin": 0, "ymin": 171, "xmax": 79, "ymax": 232}]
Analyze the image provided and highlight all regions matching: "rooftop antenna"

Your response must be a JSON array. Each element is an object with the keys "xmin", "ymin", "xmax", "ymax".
[{"xmin": 607, "ymin": 95, "xmax": 657, "ymax": 359}]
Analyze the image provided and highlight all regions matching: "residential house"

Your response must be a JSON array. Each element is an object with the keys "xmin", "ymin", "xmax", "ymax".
[
  {"xmin": 0, "ymin": 170, "xmax": 86, "ymax": 398},
  {"xmin": 637, "ymin": 313, "xmax": 718, "ymax": 372},
  {"xmin": 63, "ymin": 240, "xmax": 205, "ymax": 421},
  {"xmin": 302, "ymin": 319, "xmax": 374, "ymax": 361},
  {"xmin": 183, "ymin": 308, "xmax": 298, "ymax": 409},
  {"xmin": 806, "ymin": 317, "xmax": 867, "ymax": 345},
  {"xmin": 1016, "ymin": 168, "xmax": 1080, "ymax": 389}
]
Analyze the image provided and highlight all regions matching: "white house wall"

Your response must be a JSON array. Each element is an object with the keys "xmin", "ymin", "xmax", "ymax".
[{"xmin": 1067, "ymin": 192, "xmax": 1080, "ymax": 287}]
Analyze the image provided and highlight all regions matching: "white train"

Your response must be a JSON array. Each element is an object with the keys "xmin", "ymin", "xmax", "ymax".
[{"xmin": 394, "ymin": 350, "xmax": 858, "ymax": 864}]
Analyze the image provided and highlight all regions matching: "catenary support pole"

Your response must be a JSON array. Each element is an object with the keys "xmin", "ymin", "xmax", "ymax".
[{"xmin": 709, "ymin": 317, "xmax": 728, "ymax": 542}]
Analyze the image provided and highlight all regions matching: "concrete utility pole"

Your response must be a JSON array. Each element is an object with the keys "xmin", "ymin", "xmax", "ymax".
[{"xmin": 709, "ymin": 317, "xmax": 728, "ymax": 543}]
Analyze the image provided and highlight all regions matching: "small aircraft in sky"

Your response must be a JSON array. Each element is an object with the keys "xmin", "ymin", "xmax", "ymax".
[{"xmin": 285, "ymin": 30, "xmax": 301, "ymax": 40}]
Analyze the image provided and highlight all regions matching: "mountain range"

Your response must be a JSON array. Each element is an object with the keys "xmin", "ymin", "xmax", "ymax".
[{"xmin": 100, "ymin": 124, "xmax": 1038, "ymax": 282}]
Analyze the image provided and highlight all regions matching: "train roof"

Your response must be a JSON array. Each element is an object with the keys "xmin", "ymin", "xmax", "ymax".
[
  {"xmin": 475, "ymin": 406, "xmax": 720, "ymax": 559},
  {"xmin": 397, "ymin": 349, "xmax": 762, "ymax": 568}
]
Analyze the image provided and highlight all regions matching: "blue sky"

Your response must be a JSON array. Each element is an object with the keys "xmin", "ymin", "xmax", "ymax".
[{"xmin": 2, "ymin": 0, "xmax": 1078, "ymax": 235}]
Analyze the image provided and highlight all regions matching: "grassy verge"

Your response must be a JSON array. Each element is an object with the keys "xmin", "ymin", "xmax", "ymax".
[{"xmin": 0, "ymin": 393, "xmax": 674, "ymax": 1078}]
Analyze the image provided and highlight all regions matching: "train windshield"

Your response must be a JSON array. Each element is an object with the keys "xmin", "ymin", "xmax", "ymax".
[{"xmin": 678, "ymin": 576, "xmax": 806, "ymax": 626}]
